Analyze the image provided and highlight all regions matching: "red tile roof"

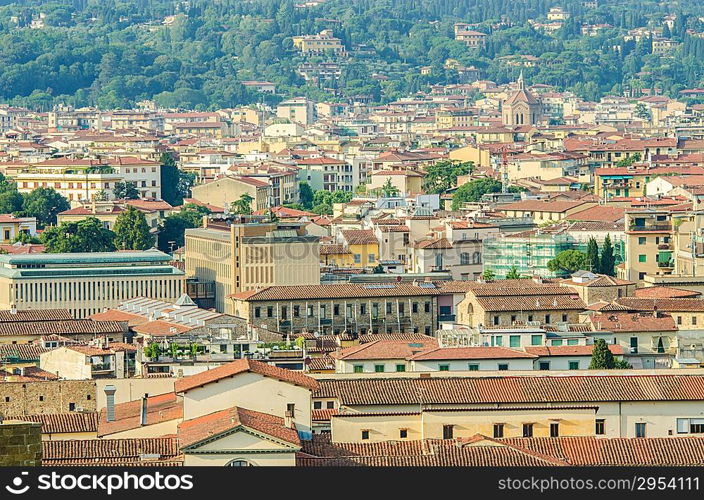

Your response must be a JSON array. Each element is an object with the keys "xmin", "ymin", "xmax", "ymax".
[
  {"xmin": 524, "ymin": 345, "xmax": 624, "ymax": 357},
  {"xmin": 43, "ymin": 437, "xmax": 182, "ymax": 466},
  {"xmin": 10, "ymin": 412, "xmax": 98, "ymax": 434},
  {"xmin": 634, "ymin": 287, "xmax": 701, "ymax": 299},
  {"xmin": 314, "ymin": 374, "xmax": 704, "ymax": 405},
  {"xmin": 97, "ymin": 392, "xmax": 183, "ymax": 437},
  {"xmin": 587, "ymin": 311, "xmax": 677, "ymax": 332},
  {"xmin": 333, "ymin": 339, "xmax": 438, "ymax": 361},
  {"xmin": 175, "ymin": 358, "xmax": 318, "ymax": 393},
  {"xmin": 178, "ymin": 406, "xmax": 300, "ymax": 448},
  {"xmin": 409, "ymin": 346, "xmax": 537, "ymax": 360}
]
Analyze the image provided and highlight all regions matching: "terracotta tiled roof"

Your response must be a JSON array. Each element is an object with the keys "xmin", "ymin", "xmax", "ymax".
[
  {"xmin": 10, "ymin": 412, "xmax": 98, "ymax": 434},
  {"xmin": 358, "ymin": 333, "xmax": 436, "ymax": 344},
  {"xmin": 90, "ymin": 309, "xmax": 148, "ymax": 326},
  {"xmin": 561, "ymin": 275, "xmax": 634, "ymax": 287},
  {"xmin": 42, "ymin": 437, "xmax": 182, "ymax": 466},
  {"xmin": 298, "ymin": 434, "xmax": 568, "ymax": 467},
  {"xmin": 409, "ymin": 346, "xmax": 537, "ymax": 360},
  {"xmin": 524, "ymin": 345, "xmax": 624, "ymax": 357},
  {"xmin": 341, "ymin": 229, "xmax": 378, "ymax": 246},
  {"xmin": 0, "ymin": 320, "xmax": 125, "ymax": 337},
  {"xmin": 588, "ymin": 311, "xmax": 677, "ymax": 332},
  {"xmin": 415, "ymin": 237, "xmax": 452, "ymax": 249},
  {"xmin": 97, "ymin": 392, "xmax": 183, "ymax": 437},
  {"xmin": 0, "ymin": 366, "xmax": 58, "ymax": 382},
  {"xmin": 0, "ymin": 343, "xmax": 50, "ymax": 361},
  {"xmin": 616, "ymin": 297, "xmax": 704, "ymax": 312},
  {"xmin": 229, "ymin": 283, "xmax": 445, "ymax": 301},
  {"xmin": 132, "ymin": 320, "xmax": 192, "ymax": 336},
  {"xmin": 320, "ymin": 243, "xmax": 350, "ymax": 255},
  {"xmin": 0, "ymin": 309, "xmax": 73, "ymax": 322},
  {"xmin": 475, "ymin": 294, "xmax": 586, "ymax": 312},
  {"xmin": 634, "ymin": 287, "xmax": 701, "ymax": 299},
  {"xmin": 312, "ymin": 409, "xmax": 338, "ymax": 421},
  {"xmin": 178, "ymin": 406, "xmax": 300, "ymax": 448},
  {"xmin": 333, "ymin": 339, "xmax": 437, "ymax": 361},
  {"xmin": 502, "ymin": 436, "xmax": 704, "ymax": 466},
  {"xmin": 175, "ymin": 358, "xmax": 318, "ymax": 393},
  {"xmin": 314, "ymin": 374, "xmax": 704, "ymax": 405},
  {"xmin": 567, "ymin": 205, "xmax": 625, "ymax": 222}
]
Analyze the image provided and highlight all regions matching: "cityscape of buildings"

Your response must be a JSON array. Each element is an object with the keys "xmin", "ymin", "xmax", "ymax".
[{"xmin": 7, "ymin": 1, "xmax": 704, "ymax": 472}]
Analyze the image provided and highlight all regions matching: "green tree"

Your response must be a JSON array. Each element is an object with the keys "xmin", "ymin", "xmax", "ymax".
[
  {"xmin": 113, "ymin": 206, "xmax": 155, "ymax": 250},
  {"xmin": 20, "ymin": 188, "xmax": 70, "ymax": 227},
  {"xmin": 156, "ymin": 204, "xmax": 211, "ymax": 253},
  {"xmin": 482, "ymin": 268, "xmax": 496, "ymax": 281},
  {"xmin": 230, "ymin": 193, "xmax": 254, "ymax": 215},
  {"xmin": 587, "ymin": 237, "xmax": 600, "ymax": 273},
  {"xmin": 299, "ymin": 181, "xmax": 314, "ymax": 210},
  {"xmin": 41, "ymin": 217, "xmax": 117, "ymax": 253},
  {"xmin": 589, "ymin": 338, "xmax": 616, "ymax": 369},
  {"xmin": 505, "ymin": 266, "xmax": 521, "ymax": 279},
  {"xmin": 113, "ymin": 181, "xmax": 140, "ymax": 200},
  {"xmin": 380, "ymin": 177, "xmax": 399, "ymax": 197},
  {"xmin": 451, "ymin": 178, "xmax": 502, "ymax": 210},
  {"xmin": 600, "ymin": 235, "xmax": 616, "ymax": 276},
  {"xmin": 547, "ymin": 250, "xmax": 589, "ymax": 275},
  {"xmin": 160, "ymin": 153, "xmax": 195, "ymax": 206},
  {"xmin": 423, "ymin": 160, "xmax": 473, "ymax": 194}
]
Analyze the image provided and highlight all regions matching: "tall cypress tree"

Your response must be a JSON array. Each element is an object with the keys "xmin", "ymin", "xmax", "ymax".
[
  {"xmin": 590, "ymin": 338, "xmax": 615, "ymax": 369},
  {"xmin": 600, "ymin": 234, "xmax": 616, "ymax": 277},
  {"xmin": 587, "ymin": 237, "xmax": 600, "ymax": 273}
]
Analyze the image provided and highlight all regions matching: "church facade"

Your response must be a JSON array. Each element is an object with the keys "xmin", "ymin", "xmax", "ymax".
[{"xmin": 502, "ymin": 72, "xmax": 542, "ymax": 126}]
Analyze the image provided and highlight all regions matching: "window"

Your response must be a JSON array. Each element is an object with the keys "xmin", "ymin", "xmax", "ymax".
[
  {"xmin": 638, "ymin": 254, "xmax": 647, "ymax": 263},
  {"xmin": 333, "ymin": 304, "xmax": 340, "ymax": 316},
  {"xmin": 442, "ymin": 425, "xmax": 454, "ymax": 439},
  {"xmin": 693, "ymin": 316, "xmax": 698, "ymax": 326},
  {"xmin": 493, "ymin": 336, "xmax": 503, "ymax": 347},
  {"xmin": 509, "ymin": 335, "xmax": 520, "ymax": 348},
  {"xmin": 677, "ymin": 418, "xmax": 704, "ymax": 434},
  {"xmin": 424, "ymin": 302, "xmax": 430, "ymax": 313},
  {"xmin": 226, "ymin": 459, "xmax": 252, "ymax": 466},
  {"xmin": 267, "ymin": 306, "xmax": 273, "ymax": 317},
  {"xmin": 569, "ymin": 361, "xmax": 580, "ymax": 370},
  {"xmin": 38, "ymin": 396, "xmax": 44, "ymax": 402},
  {"xmin": 562, "ymin": 314, "xmax": 568, "ymax": 322},
  {"xmin": 677, "ymin": 316, "xmax": 682, "ymax": 325},
  {"xmin": 353, "ymin": 365, "xmax": 363, "ymax": 373},
  {"xmin": 307, "ymin": 305, "xmax": 314, "ymax": 317},
  {"xmin": 527, "ymin": 315, "xmax": 534, "ymax": 322},
  {"xmin": 551, "ymin": 339, "xmax": 563, "ymax": 346},
  {"xmin": 354, "ymin": 254, "xmax": 361, "ymax": 264},
  {"xmin": 374, "ymin": 364, "xmax": 385, "ymax": 373},
  {"xmin": 293, "ymin": 305, "xmax": 300, "ymax": 317},
  {"xmin": 460, "ymin": 252, "xmax": 470, "ymax": 265},
  {"xmin": 539, "ymin": 362, "xmax": 550, "ymax": 371},
  {"xmin": 68, "ymin": 403, "xmax": 76, "ymax": 411},
  {"xmin": 360, "ymin": 304, "xmax": 367, "ymax": 315},
  {"xmin": 550, "ymin": 422, "xmax": 560, "ymax": 437},
  {"xmin": 396, "ymin": 364, "xmax": 406, "ymax": 372},
  {"xmin": 522, "ymin": 423, "xmax": 534, "ymax": 438},
  {"xmin": 327, "ymin": 401, "xmax": 334, "ymax": 409},
  {"xmin": 400, "ymin": 429, "xmax": 408, "ymax": 439},
  {"xmin": 493, "ymin": 315, "xmax": 500, "ymax": 326},
  {"xmin": 361, "ymin": 430, "xmax": 370, "ymax": 440},
  {"xmin": 567, "ymin": 339, "xmax": 578, "ymax": 346},
  {"xmin": 412, "ymin": 302, "xmax": 418, "ymax": 313},
  {"xmin": 638, "ymin": 237, "xmax": 646, "ymax": 245},
  {"xmin": 254, "ymin": 307, "xmax": 261, "ymax": 318},
  {"xmin": 531, "ymin": 334, "xmax": 542, "ymax": 346},
  {"xmin": 545, "ymin": 314, "xmax": 551, "ymax": 324},
  {"xmin": 493, "ymin": 424, "xmax": 504, "ymax": 438},
  {"xmin": 595, "ymin": 419, "xmax": 605, "ymax": 435},
  {"xmin": 510, "ymin": 315, "xmax": 517, "ymax": 324},
  {"xmin": 368, "ymin": 254, "xmax": 375, "ymax": 263},
  {"xmin": 439, "ymin": 364, "xmax": 450, "ymax": 372},
  {"xmin": 468, "ymin": 364, "xmax": 479, "ymax": 371},
  {"xmin": 630, "ymin": 337, "xmax": 638, "ymax": 354},
  {"xmin": 635, "ymin": 422, "xmax": 646, "ymax": 438},
  {"xmin": 313, "ymin": 401, "xmax": 322, "ymax": 409},
  {"xmin": 498, "ymin": 364, "xmax": 509, "ymax": 371}
]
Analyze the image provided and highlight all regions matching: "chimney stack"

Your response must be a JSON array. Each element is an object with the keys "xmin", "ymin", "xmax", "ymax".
[
  {"xmin": 140, "ymin": 393, "xmax": 148, "ymax": 426},
  {"xmin": 284, "ymin": 403, "xmax": 295, "ymax": 429},
  {"xmin": 10, "ymin": 304, "xmax": 16, "ymax": 315},
  {"xmin": 104, "ymin": 385, "xmax": 116, "ymax": 422}
]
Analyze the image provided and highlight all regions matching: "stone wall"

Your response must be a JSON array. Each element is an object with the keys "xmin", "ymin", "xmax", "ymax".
[
  {"xmin": 0, "ymin": 380, "xmax": 96, "ymax": 416},
  {"xmin": 0, "ymin": 421, "xmax": 42, "ymax": 466}
]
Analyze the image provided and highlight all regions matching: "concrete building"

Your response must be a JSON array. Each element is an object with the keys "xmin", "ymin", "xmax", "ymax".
[
  {"xmin": 185, "ymin": 216, "xmax": 320, "ymax": 314},
  {"xmin": 0, "ymin": 250, "xmax": 185, "ymax": 318},
  {"xmin": 276, "ymin": 98, "xmax": 317, "ymax": 125}
]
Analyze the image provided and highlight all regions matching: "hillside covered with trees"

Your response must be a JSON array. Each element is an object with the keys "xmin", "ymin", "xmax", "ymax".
[{"xmin": 2, "ymin": 0, "xmax": 704, "ymax": 109}]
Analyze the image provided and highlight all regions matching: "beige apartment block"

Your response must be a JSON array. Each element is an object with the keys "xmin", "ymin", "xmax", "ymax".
[{"xmin": 185, "ymin": 217, "xmax": 320, "ymax": 313}]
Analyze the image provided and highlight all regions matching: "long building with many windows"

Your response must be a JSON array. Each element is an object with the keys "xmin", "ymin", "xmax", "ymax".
[{"xmin": 0, "ymin": 250, "xmax": 185, "ymax": 318}]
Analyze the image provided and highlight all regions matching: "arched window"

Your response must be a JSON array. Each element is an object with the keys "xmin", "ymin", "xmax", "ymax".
[
  {"xmin": 472, "ymin": 251, "xmax": 481, "ymax": 264},
  {"xmin": 226, "ymin": 459, "xmax": 253, "ymax": 467}
]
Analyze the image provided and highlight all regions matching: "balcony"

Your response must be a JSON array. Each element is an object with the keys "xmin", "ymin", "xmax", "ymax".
[
  {"xmin": 91, "ymin": 362, "xmax": 113, "ymax": 372},
  {"xmin": 628, "ymin": 223, "xmax": 672, "ymax": 233}
]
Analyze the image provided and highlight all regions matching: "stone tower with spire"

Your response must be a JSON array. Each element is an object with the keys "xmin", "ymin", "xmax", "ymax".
[{"xmin": 502, "ymin": 71, "xmax": 542, "ymax": 126}]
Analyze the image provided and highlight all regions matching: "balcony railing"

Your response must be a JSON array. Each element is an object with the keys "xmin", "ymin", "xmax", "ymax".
[
  {"xmin": 91, "ymin": 363, "xmax": 113, "ymax": 372},
  {"xmin": 629, "ymin": 224, "xmax": 672, "ymax": 232}
]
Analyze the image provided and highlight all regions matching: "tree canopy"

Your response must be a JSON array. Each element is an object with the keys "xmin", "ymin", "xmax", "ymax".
[
  {"xmin": 113, "ymin": 205, "xmax": 155, "ymax": 250},
  {"xmin": 41, "ymin": 217, "xmax": 116, "ymax": 253},
  {"xmin": 547, "ymin": 249, "xmax": 588, "ymax": 275},
  {"xmin": 451, "ymin": 178, "xmax": 502, "ymax": 210}
]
